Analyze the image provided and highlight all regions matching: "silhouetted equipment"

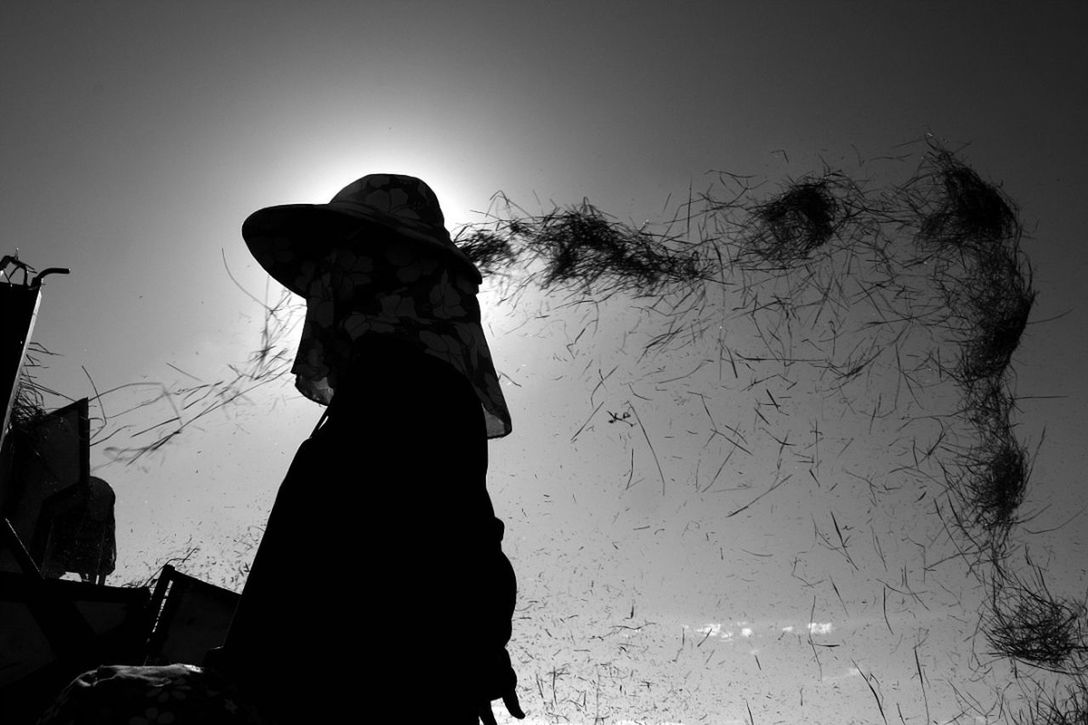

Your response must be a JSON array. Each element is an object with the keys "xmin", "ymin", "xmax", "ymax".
[
  {"xmin": 1, "ymin": 255, "xmax": 77, "ymax": 578},
  {"xmin": 0, "ymin": 571, "xmax": 149, "ymax": 723},
  {"xmin": 0, "ymin": 256, "xmax": 127, "ymax": 722},
  {"xmin": 0, "ymin": 255, "xmax": 242, "ymax": 720},
  {"xmin": 0, "ymin": 255, "xmax": 68, "ymax": 441},
  {"xmin": 144, "ymin": 564, "xmax": 240, "ymax": 667},
  {"xmin": 0, "ymin": 560, "xmax": 242, "ymax": 722},
  {"xmin": 36, "ymin": 476, "xmax": 117, "ymax": 583},
  {"xmin": 0, "ymin": 398, "xmax": 116, "ymax": 583},
  {"xmin": 0, "ymin": 255, "xmax": 117, "ymax": 585},
  {"xmin": 0, "ymin": 256, "xmax": 43, "ymax": 440}
]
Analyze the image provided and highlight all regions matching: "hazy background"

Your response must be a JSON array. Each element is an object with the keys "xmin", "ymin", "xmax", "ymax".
[{"xmin": 3, "ymin": 2, "xmax": 1087, "ymax": 722}]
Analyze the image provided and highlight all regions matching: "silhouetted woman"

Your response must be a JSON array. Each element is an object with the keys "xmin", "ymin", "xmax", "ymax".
[{"xmin": 219, "ymin": 174, "xmax": 524, "ymax": 724}]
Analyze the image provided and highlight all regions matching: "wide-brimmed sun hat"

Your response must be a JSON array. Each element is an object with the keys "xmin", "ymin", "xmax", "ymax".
[{"xmin": 242, "ymin": 173, "xmax": 482, "ymax": 293}]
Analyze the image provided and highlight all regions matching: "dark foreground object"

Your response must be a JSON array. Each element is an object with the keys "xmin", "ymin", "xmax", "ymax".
[
  {"xmin": 219, "ymin": 338, "xmax": 519, "ymax": 723},
  {"xmin": 37, "ymin": 664, "xmax": 265, "ymax": 724}
]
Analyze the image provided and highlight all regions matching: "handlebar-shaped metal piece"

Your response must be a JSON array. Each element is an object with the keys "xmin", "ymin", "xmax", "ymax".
[{"xmin": 31, "ymin": 267, "xmax": 71, "ymax": 289}]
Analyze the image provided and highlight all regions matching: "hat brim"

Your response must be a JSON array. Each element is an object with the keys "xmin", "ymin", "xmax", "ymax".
[{"xmin": 243, "ymin": 203, "xmax": 481, "ymax": 295}]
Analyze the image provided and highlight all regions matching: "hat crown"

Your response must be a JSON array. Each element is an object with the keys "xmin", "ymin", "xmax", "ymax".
[
  {"xmin": 243, "ymin": 172, "xmax": 483, "ymax": 291},
  {"xmin": 331, "ymin": 174, "xmax": 446, "ymax": 230}
]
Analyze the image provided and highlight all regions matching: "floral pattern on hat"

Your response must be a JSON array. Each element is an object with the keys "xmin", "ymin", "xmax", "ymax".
[{"xmin": 288, "ymin": 242, "xmax": 512, "ymax": 438}]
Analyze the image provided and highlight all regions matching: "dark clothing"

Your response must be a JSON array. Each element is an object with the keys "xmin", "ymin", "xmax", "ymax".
[{"xmin": 221, "ymin": 336, "xmax": 516, "ymax": 723}]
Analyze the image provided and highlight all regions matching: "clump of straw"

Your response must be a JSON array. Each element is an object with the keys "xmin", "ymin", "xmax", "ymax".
[
  {"xmin": 954, "ymin": 252, "xmax": 1035, "ymax": 386},
  {"xmin": 961, "ymin": 376, "xmax": 1015, "ymax": 435},
  {"xmin": 986, "ymin": 570, "xmax": 1088, "ymax": 674},
  {"xmin": 955, "ymin": 431, "xmax": 1030, "ymax": 540},
  {"xmin": 902, "ymin": 143, "xmax": 1039, "ymax": 563},
  {"xmin": 524, "ymin": 203, "xmax": 702, "ymax": 292},
  {"xmin": 10, "ymin": 374, "xmax": 46, "ymax": 432},
  {"xmin": 8, "ymin": 342, "xmax": 54, "ymax": 434},
  {"xmin": 458, "ymin": 200, "xmax": 706, "ymax": 295},
  {"xmin": 916, "ymin": 150, "xmax": 1022, "ymax": 250},
  {"xmin": 454, "ymin": 229, "xmax": 518, "ymax": 277},
  {"xmin": 738, "ymin": 172, "xmax": 863, "ymax": 265}
]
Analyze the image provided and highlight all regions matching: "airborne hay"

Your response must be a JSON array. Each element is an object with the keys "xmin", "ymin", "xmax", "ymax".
[
  {"xmin": 738, "ymin": 172, "xmax": 864, "ymax": 266},
  {"xmin": 904, "ymin": 141, "xmax": 1034, "ymax": 389},
  {"xmin": 952, "ymin": 428, "xmax": 1030, "ymax": 545},
  {"xmin": 519, "ymin": 203, "xmax": 704, "ymax": 294},
  {"xmin": 457, "ymin": 200, "xmax": 707, "ymax": 296},
  {"xmin": 10, "ymin": 374, "xmax": 46, "ymax": 432},
  {"xmin": 902, "ymin": 143, "xmax": 1038, "ymax": 562},
  {"xmin": 954, "ymin": 251, "xmax": 1036, "ymax": 386},
  {"xmin": 1010, "ymin": 676, "xmax": 1088, "ymax": 725},
  {"xmin": 9, "ymin": 342, "xmax": 53, "ymax": 432},
  {"xmin": 914, "ymin": 147, "xmax": 1022, "ymax": 251},
  {"xmin": 986, "ymin": 568, "xmax": 1088, "ymax": 675},
  {"xmin": 914, "ymin": 181, "xmax": 1035, "ymax": 389},
  {"xmin": 962, "ymin": 376, "xmax": 1016, "ymax": 436},
  {"xmin": 99, "ymin": 286, "xmax": 300, "ymax": 464},
  {"xmin": 453, "ymin": 229, "xmax": 518, "ymax": 277}
]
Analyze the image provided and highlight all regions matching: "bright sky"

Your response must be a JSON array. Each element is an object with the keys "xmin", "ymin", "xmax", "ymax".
[{"xmin": 3, "ymin": 2, "xmax": 1088, "ymax": 723}]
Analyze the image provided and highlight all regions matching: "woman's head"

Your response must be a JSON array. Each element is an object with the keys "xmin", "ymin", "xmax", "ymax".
[{"xmin": 243, "ymin": 173, "xmax": 510, "ymax": 437}]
